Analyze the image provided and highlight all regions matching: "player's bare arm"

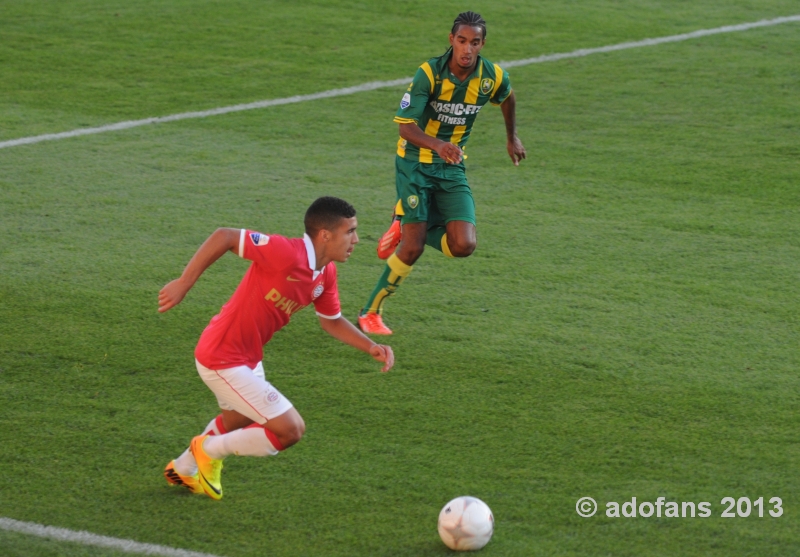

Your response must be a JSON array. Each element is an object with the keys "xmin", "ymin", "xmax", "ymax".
[
  {"xmin": 399, "ymin": 123, "xmax": 463, "ymax": 164},
  {"xmin": 158, "ymin": 227, "xmax": 240, "ymax": 313},
  {"xmin": 500, "ymin": 91, "xmax": 526, "ymax": 166},
  {"xmin": 318, "ymin": 316, "xmax": 395, "ymax": 372}
]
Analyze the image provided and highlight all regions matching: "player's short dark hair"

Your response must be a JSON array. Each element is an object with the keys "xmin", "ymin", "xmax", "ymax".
[
  {"xmin": 304, "ymin": 196, "xmax": 356, "ymax": 236},
  {"xmin": 452, "ymin": 11, "xmax": 486, "ymax": 39}
]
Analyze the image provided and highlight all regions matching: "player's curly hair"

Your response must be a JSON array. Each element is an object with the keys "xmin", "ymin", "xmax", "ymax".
[
  {"xmin": 451, "ymin": 11, "xmax": 486, "ymax": 39},
  {"xmin": 304, "ymin": 196, "xmax": 356, "ymax": 236}
]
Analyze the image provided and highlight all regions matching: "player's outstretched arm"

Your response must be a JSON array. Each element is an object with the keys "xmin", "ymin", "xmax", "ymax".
[
  {"xmin": 500, "ymin": 92, "xmax": 526, "ymax": 166},
  {"xmin": 158, "ymin": 227, "xmax": 241, "ymax": 313},
  {"xmin": 318, "ymin": 316, "xmax": 395, "ymax": 372}
]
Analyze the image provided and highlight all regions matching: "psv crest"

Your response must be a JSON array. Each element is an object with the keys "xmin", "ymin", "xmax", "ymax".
[{"xmin": 480, "ymin": 78, "xmax": 495, "ymax": 95}]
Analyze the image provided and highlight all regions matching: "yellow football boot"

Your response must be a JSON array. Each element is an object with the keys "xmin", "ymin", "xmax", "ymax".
[
  {"xmin": 190, "ymin": 434, "xmax": 224, "ymax": 500},
  {"xmin": 163, "ymin": 460, "xmax": 203, "ymax": 494}
]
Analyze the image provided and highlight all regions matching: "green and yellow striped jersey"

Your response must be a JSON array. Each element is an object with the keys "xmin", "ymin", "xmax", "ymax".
[{"xmin": 394, "ymin": 49, "xmax": 512, "ymax": 164}]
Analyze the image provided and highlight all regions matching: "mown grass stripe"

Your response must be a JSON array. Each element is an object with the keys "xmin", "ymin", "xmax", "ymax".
[{"xmin": 0, "ymin": 14, "xmax": 797, "ymax": 151}]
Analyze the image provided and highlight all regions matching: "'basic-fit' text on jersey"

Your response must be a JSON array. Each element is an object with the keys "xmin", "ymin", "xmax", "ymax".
[{"xmin": 394, "ymin": 50, "xmax": 512, "ymax": 164}]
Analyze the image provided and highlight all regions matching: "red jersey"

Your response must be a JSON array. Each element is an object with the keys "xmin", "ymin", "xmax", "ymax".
[{"xmin": 194, "ymin": 230, "xmax": 341, "ymax": 370}]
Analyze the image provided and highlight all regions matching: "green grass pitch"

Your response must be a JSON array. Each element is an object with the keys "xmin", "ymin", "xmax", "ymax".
[{"xmin": 1, "ymin": 1, "xmax": 799, "ymax": 555}]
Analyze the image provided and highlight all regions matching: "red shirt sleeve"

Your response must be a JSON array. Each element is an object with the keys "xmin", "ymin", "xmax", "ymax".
[
  {"xmin": 313, "ymin": 262, "xmax": 341, "ymax": 319},
  {"xmin": 239, "ymin": 230, "xmax": 294, "ymax": 271}
]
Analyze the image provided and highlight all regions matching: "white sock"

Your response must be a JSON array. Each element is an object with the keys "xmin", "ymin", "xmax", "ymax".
[
  {"xmin": 203, "ymin": 424, "xmax": 279, "ymax": 459},
  {"xmin": 173, "ymin": 416, "xmax": 224, "ymax": 476}
]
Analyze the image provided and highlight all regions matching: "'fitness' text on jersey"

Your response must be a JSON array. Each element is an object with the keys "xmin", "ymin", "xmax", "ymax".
[{"xmin": 393, "ymin": 49, "xmax": 512, "ymax": 164}]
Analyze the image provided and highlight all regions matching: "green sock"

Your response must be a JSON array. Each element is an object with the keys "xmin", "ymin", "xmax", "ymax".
[{"xmin": 361, "ymin": 254, "xmax": 413, "ymax": 315}]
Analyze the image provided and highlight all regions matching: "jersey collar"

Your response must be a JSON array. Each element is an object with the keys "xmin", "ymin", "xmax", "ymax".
[{"xmin": 303, "ymin": 233, "xmax": 324, "ymax": 279}]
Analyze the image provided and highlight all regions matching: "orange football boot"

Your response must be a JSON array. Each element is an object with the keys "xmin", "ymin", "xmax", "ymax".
[
  {"xmin": 358, "ymin": 312, "xmax": 393, "ymax": 335},
  {"xmin": 163, "ymin": 460, "xmax": 203, "ymax": 494},
  {"xmin": 376, "ymin": 218, "xmax": 401, "ymax": 260}
]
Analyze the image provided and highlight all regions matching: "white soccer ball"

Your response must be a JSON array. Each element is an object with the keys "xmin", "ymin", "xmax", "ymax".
[{"xmin": 437, "ymin": 496, "xmax": 494, "ymax": 551}]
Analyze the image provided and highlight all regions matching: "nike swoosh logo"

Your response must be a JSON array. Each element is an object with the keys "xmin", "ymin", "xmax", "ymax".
[
  {"xmin": 287, "ymin": 276, "xmax": 300, "ymax": 281},
  {"xmin": 199, "ymin": 472, "xmax": 222, "ymax": 495}
]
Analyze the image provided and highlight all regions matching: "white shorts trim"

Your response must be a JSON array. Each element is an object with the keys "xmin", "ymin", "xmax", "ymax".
[{"xmin": 195, "ymin": 360, "xmax": 293, "ymax": 424}]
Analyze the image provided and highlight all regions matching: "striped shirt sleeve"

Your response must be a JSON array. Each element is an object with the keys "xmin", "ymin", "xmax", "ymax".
[
  {"xmin": 490, "ymin": 65, "xmax": 512, "ymax": 105},
  {"xmin": 393, "ymin": 64, "xmax": 433, "ymax": 125}
]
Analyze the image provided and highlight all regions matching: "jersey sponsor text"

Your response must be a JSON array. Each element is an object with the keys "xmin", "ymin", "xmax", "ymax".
[
  {"xmin": 437, "ymin": 114, "xmax": 467, "ymax": 125},
  {"xmin": 265, "ymin": 288, "xmax": 306, "ymax": 316},
  {"xmin": 429, "ymin": 101, "xmax": 483, "ymax": 116}
]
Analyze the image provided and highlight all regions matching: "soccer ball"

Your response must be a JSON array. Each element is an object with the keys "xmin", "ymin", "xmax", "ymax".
[{"xmin": 437, "ymin": 496, "xmax": 494, "ymax": 551}]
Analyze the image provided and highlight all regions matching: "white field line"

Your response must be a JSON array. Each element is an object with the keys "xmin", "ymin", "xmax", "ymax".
[
  {"xmin": 0, "ymin": 517, "xmax": 225, "ymax": 557},
  {"xmin": 1, "ymin": 14, "xmax": 798, "ymax": 151},
  {"xmin": 498, "ymin": 14, "xmax": 800, "ymax": 68}
]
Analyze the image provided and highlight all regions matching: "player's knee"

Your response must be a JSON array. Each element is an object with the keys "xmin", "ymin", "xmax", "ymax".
[
  {"xmin": 449, "ymin": 238, "xmax": 476, "ymax": 257},
  {"xmin": 279, "ymin": 416, "xmax": 306, "ymax": 448}
]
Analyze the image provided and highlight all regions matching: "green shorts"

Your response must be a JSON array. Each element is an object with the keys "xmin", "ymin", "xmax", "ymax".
[{"xmin": 394, "ymin": 156, "xmax": 476, "ymax": 227}]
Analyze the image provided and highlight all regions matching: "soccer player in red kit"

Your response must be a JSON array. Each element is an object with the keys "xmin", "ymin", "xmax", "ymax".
[{"xmin": 158, "ymin": 197, "xmax": 394, "ymax": 500}]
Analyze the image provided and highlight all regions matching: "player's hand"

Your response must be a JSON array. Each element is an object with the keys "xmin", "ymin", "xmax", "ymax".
[
  {"xmin": 158, "ymin": 278, "xmax": 190, "ymax": 313},
  {"xmin": 507, "ymin": 136, "xmax": 526, "ymax": 166},
  {"xmin": 435, "ymin": 141, "xmax": 463, "ymax": 165},
  {"xmin": 369, "ymin": 344, "xmax": 395, "ymax": 373}
]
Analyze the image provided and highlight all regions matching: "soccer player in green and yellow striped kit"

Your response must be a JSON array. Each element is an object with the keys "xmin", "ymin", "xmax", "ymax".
[{"xmin": 358, "ymin": 11, "xmax": 526, "ymax": 335}]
